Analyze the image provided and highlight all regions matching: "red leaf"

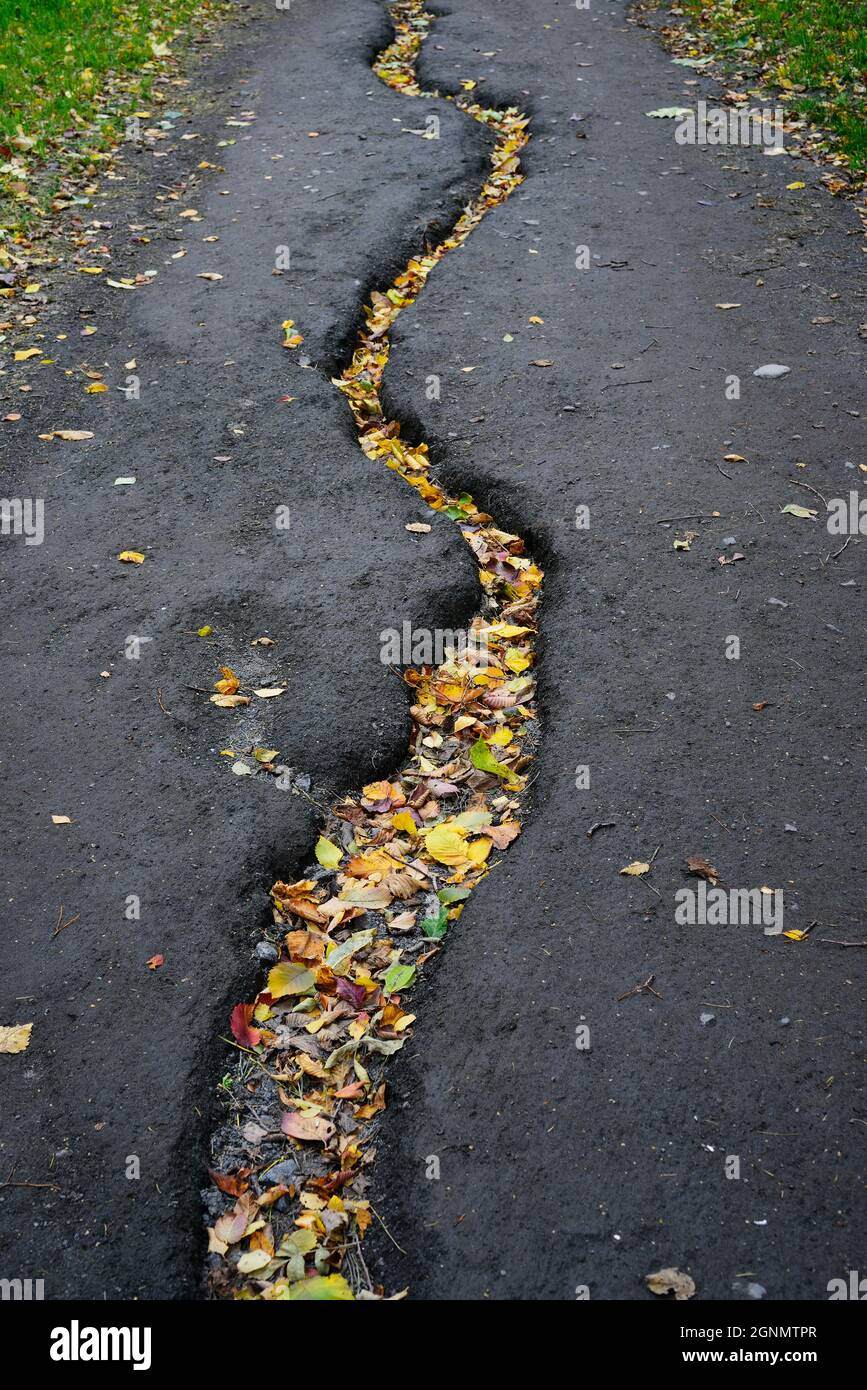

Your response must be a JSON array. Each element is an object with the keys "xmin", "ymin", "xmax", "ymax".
[
  {"xmin": 146, "ymin": 953, "xmax": 164, "ymax": 970},
  {"xmin": 208, "ymin": 1167, "xmax": 250, "ymax": 1197},
  {"xmin": 336, "ymin": 977, "xmax": 367, "ymax": 1009},
  {"xmin": 230, "ymin": 1002, "xmax": 261, "ymax": 1047}
]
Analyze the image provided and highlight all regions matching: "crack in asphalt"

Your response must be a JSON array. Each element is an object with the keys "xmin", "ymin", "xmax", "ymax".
[{"xmin": 206, "ymin": 0, "xmax": 541, "ymax": 1299}]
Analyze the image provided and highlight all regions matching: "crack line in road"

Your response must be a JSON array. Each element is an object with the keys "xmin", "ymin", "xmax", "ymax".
[{"xmin": 207, "ymin": 0, "xmax": 540, "ymax": 1300}]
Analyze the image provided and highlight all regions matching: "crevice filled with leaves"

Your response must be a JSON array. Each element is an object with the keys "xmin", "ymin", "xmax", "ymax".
[{"xmin": 205, "ymin": 0, "xmax": 541, "ymax": 1301}]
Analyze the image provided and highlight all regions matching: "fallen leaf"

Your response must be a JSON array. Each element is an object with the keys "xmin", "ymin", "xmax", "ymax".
[
  {"xmin": 267, "ymin": 961, "xmax": 315, "ymax": 998},
  {"xmin": 0, "ymin": 1023, "xmax": 32, "ymax": 1054},
  {"xmin": 620, "ymin": 860, "xmax": 651, "ymax": 877},
  {"xmin": 281, "ymin": 1110, "xmax": 335, "ymax": 1143},
  {"xmin": 280, "ymin": 1273, "xmax": 353, "ymax": 1300},
  {"xmin": 118, "ymin": 550, "xmax": 145, "ymax": 564},
  {"xmin": 51, "ymin": 814, "xmax": 72, "ymax": 825},
  {"xmin": 780, "ymin": 503, "xmax": 817, "ymax": 519},
  {"xmin": 230, "ymin": 1002, "xmax": 261, "ymax": 1047},
  {"xmin": 686, "ymin": 854, "xmax": 719, "ymax": 884},
  {"xmin": 469, "ymin": 735, "xmax": 512, "ymax": 780},
  {"xmin": 146, "ymin": 954, "xmax": 164, "ymax": 970},
  {"xmin": 646, "ymin": 1268, "xmax": 695, "ymax": 1300},
  {"xmin": 314, "ymin": 836, "xmax": 343, "ymax": 869}
]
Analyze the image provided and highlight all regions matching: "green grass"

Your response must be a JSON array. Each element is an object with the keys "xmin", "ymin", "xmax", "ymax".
[
  {"xmin": 0, "ymin": 1, "xmax": 215, "ymax": 150},
  {"xmin": 676, "ymin": 0, "xmax": 867, "ymax": 172},
  {"xmin": 0, "ymin": 1, "xmax": 228, "ymax": 231}
]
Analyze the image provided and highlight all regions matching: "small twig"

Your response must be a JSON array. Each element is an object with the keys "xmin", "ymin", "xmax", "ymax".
[
  {"xmin": 617, "ymin": 973, "xmax": 662, "ymax": 1002},
  {"xmin": 654, "ymin": 513, "xmax": 719, "ymax": 525},
  {"xmin": 715, "ymin": 461, "xmax": 733, "ymax": 480},
  {"xmin": 817, "ymin": 938, "xmax": 867, "ymax": 948},
  {"xmin": 370, "ymin": 1204, "xmax": 406, "ymax": 1254},
  {"xmin": 52, "ymin": 906, "xmax": 79, "ymax": 939},
  {"xmin": 586, "ymin": 820, "xmax": 616, "ymax": 839},
  {"xmin": 830, "ymin": 536, "xmax": 852, "ymax": 562},
  {"xmin": 788, "ymin": 477, "xmax": 827, "ymax": 507},
  {"xmin": 155, "ymin": 687, "xmax": 172, "ymax": 716}
]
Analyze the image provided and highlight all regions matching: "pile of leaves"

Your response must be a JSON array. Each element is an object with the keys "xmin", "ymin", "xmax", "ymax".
[{"xmin": 206, "ymin": 1, "xmax": 540, "ymax": 1301}]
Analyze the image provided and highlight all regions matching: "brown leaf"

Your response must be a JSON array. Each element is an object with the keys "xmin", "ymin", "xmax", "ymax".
[
  {"xmin": 686, "ymin": 855, "xmax": 719, "ymax": 885},
  {"xmin": 281, "ymin": 1110, "xmax": 336, "ymax": 1144},
  {"xmin": 645, "ymin": 1267, "xmax": 695, "ymax": 1300}
]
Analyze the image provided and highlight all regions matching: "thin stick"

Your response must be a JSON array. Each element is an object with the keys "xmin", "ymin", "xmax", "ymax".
[
  {"xmin": 788, "ymin": 478, "xmax": 827, "ymax": 507},
  {"xmin": 371, "ymin": 1204, "xmax": 407, "ymax": 1254}
]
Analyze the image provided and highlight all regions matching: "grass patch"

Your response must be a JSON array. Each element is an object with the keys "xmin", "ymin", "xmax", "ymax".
[
  {"xmin": 0, "ymin": 0, "xmax": 228, "ymax": 230},
  {"xmin": 674, "ymin": 0, "xmax": 867, "ymax": 173}
]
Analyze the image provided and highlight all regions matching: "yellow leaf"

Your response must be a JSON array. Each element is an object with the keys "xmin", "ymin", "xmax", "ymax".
[
  {"xmin": 14, "ymin": 348, "xmax": 40, "ymax": 360},
  {"xmin": 118, "ymin": 550, "xmax": 145, "ymax": 564},
  {"xmin": 504, "ymin": 648, "xmax": 531, "ymax": 673},
  {"xmin": 85, "ymin": 382, "xmax": 107, "ymax": 394},
  {"xmin": 315, "ymin": 836, "xmax": 343, "ymax": 869},
  {"xmin": 424, "ymin": 821, "xmax": 469, "ymax": 866},
  {"xmin": 77, "ymin": 266, "xmax": 104, "ymax": 274},
  {"xmin": 786, "ymin": 181, "xmax": 805, "ymax": 190},
  {"xmin": 620, "ymin": 860, "xmax": 651, "ymax": 876},
  {"xmin": 267, "ymin": 961, "xmax": 315, "ymax": 998},
  {"xmin": 0, "ymin": 1023, "xmax": 32, "ymax": 1054},
  {"xmin": 391, "ymin": 810, "xmax": 418, "ymax": 834},
  {"xmin": 465, "ymin": 837, "xmax": 493, "ymax": 865}
]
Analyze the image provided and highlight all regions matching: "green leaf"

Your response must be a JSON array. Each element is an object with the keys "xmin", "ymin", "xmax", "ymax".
[
  {"xmin": 281, "ymin": 1273, "xmax": 354, "ymax": 1301},
  {"xmin": 315, "ymin": 835, "xmax": 343, "ymax": 868},
  {"xmin": 382, "ymin": 962, "xmax": 416, "ymax": 996},
  {"xmin": 438, "ymin": 884, "xmax": 471, "ymax": 904},
  {"xmin": 469, "ymin": 735, "xmax": 511, "ymax": 779},
  {"xmin": 421, "ymin": 906, "xmax": 448, "ymax": 939}
]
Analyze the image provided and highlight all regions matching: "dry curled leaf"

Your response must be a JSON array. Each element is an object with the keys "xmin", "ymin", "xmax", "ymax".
[
  {"xmin": 686, "ymin": 854, "xmax": 720, "ymax": 885},
  {"xmin": 620, "ymin": 860, "xmax": 651, "ymax": 877},
  {"xmin": 645, "ymin": 1268, "xmax": 696, "ymax": 1300}
]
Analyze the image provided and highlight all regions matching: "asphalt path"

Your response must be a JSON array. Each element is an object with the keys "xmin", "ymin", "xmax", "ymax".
[{"xmin": 0, "ymin": 0, "xmax": 863, "ymax": 1301}]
